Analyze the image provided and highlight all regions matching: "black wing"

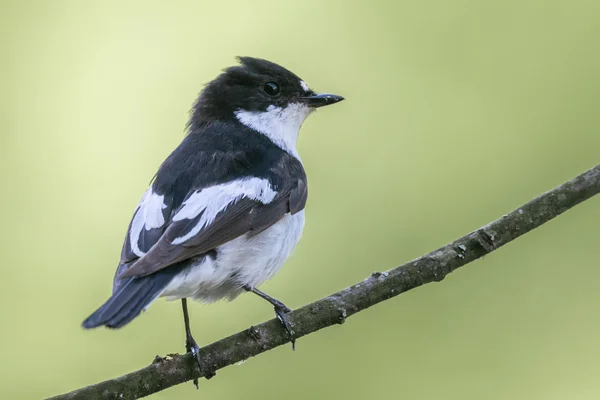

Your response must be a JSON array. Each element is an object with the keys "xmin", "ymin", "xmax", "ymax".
[
  {"xmin": 119, "ymin": 177, "xmax": 306, "ymax": 278},
  {"xmin": 115, "ymin": 121, "xmax": 307, "ymax": 279}
]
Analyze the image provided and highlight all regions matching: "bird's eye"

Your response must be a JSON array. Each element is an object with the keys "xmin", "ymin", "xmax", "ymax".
[{"xmin": 263, "ymin": 82, "xmax": 280, "ymax": 96}]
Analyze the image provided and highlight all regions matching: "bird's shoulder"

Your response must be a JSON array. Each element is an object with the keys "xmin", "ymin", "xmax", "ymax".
[
  {"xmin": 116, "ymin": 120, "xmax": 307, "ymax": 279},
  {"xmin": 153, "ymin": 120, "xmax": 305, "ymax": 206}
]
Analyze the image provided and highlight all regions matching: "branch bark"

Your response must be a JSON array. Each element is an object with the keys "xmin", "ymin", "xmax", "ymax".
[{"xmin": 48, "ymin": 164, "xmax": 600, "ymax": 400}]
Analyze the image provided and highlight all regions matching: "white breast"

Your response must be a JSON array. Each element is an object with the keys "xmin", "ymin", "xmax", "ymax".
[{"xmin": 162, "ymin": 211, "xmax": 305, "ymax": 302}]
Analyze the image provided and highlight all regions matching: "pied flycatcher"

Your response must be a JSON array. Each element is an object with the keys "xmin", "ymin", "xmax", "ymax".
[{"xmin": 82, "ymin": 57, "xmax": 344, "ymax": 374}]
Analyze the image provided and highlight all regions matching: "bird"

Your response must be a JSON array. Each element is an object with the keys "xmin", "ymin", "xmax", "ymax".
[{"xmin": 82, "ymin": 56, "xmax": 344, "ymax": 379}]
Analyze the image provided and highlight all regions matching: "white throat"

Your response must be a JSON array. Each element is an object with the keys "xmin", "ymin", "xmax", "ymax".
[{"xmin": 234, "ymin": 103, "xmax": 312, "ymax": 159}]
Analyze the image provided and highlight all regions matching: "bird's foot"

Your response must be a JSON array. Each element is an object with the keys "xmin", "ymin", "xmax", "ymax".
[
  {"xmin": 243, "ymin": 285, "xmax": 296, "ymax": 350},
  {"xmin": 273, "ymin": 303, "xmax": 295, "ymax": 350},
  {"xmin": 185, "ymin": 335, "xmax": 202, "ymax": 389}
]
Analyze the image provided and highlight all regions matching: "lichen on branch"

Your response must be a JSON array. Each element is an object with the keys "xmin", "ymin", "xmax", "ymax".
[{"xmin": 47, "ymin": 164, "xmax": 600, "ymax": 400}]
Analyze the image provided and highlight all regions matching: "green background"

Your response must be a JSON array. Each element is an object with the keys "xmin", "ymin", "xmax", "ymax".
[{"xmin": 2, "ymin": 0, "xmax": 600, "ymax": 399}]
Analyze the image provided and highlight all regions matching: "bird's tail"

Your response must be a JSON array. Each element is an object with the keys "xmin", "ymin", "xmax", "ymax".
[{"xmin": 82, "ymin": 269, "xmax": 179, "ymax": 329}]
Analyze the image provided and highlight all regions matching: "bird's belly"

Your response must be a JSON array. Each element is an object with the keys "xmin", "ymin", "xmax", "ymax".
[{"xmin": 161, "ymin": 211, "xmax": 305, "ymax": 302}]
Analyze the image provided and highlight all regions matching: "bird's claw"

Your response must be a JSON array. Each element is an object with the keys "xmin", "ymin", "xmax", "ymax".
[
  {"xmin": 243, "ymin": 286, "xmax": 296, "ymax": 350},
  {"xmin": 186, "ymin": 337, "xmax": 202, "ymax": 389},
  {"xmin": 274, "ymin": 305, "xmax": 295, "ymax": 350}
]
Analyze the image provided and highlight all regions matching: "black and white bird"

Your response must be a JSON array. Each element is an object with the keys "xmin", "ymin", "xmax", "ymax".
[{"xmin": 82, "ymin": 57, "xmax": 344, "ymax": 369}]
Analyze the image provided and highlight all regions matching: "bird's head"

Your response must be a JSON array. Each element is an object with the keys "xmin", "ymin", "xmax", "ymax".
[{"xmin": 189, "ymin": 57, "xmax": 343, "ymax": 154}]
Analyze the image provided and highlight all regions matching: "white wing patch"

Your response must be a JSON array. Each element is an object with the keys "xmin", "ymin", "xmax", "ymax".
[
  {"xmin": 235, "ymin": 103, "xmax": 312, "ymax": 160},
  {"xmin": 171, "ymin": 177, "xmax": 277, "ymax": 245},
  {"xmin": 130, "ymin": 189, "xmax": 167, "ymax": 257}
]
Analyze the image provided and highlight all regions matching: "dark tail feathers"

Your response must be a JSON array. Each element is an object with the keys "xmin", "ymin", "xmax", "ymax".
[{"xmin": 82, "ymin": 269, "xmax": 179, "ymax": 329}]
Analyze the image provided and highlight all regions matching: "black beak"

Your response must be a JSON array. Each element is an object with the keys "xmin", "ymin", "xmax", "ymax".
[{"xmin": 297, "ymin": 93, "xmax": 345, "ymax": 108}]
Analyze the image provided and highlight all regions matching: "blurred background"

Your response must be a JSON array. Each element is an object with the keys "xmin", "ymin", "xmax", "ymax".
[{"xmin": 2, "ymin": 0, "xmax": 600, "ymax": 399}]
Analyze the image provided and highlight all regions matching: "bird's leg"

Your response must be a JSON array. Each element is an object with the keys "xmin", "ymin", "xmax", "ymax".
[
  {"xmin": 243, "ymin": 285, "xmax": 295, "ymax": 350},
  {"xmin": 182, "ymin": 298, "xmax": 201, "ymax": 389}
]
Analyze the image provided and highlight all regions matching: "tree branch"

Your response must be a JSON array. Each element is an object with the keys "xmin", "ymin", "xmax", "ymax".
[{"xmin": 48, "ymin": 164, "xmax": 600, "ymax": 400}]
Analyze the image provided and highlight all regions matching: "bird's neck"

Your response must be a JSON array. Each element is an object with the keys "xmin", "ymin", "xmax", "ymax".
[{"xmin": 234, "ymin": 104, "xmax": 312, "ymax": 160}]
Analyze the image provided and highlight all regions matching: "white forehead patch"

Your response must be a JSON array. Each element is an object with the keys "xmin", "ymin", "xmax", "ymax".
[{"xmin": 300, "ymin": 81, "xmax": 310, "ymax": 92}]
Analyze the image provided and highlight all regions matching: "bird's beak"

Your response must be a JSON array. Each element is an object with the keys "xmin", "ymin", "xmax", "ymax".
[{"xmin": 297, "ymin": 92, "xmax": 345, "ymax": 108}]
